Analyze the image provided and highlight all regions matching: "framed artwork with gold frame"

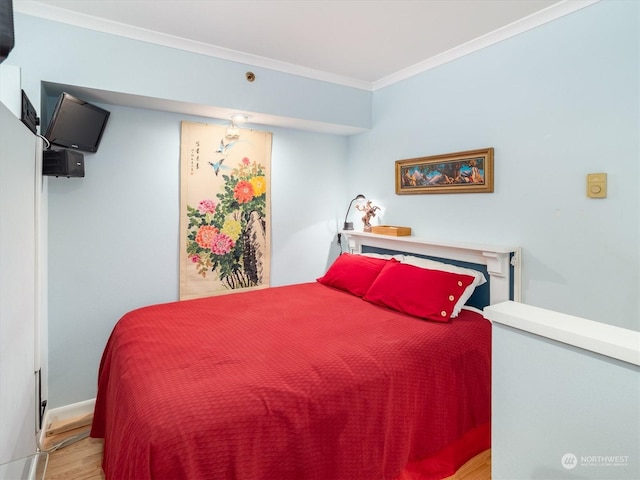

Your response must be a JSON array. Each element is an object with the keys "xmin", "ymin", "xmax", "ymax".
[{"xmin": 395, "ymin": 148, "xmax": 494, "ymax": 194}]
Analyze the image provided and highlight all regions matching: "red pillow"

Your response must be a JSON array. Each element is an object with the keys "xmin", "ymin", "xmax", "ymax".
[
  {"xmin": 363, "ymin": 260, "xmax": 474, "ymax": 322},
  {"xmin": 317, "ymin": 253, "xmax": 388, "ymax": 297}
]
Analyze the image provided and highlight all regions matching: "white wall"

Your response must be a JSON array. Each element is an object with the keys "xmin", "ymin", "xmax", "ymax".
[
  {"xmin": 347, "ymin": 0, "xmax": 639, "ymax": 329},
  {"xmin": 0, "ymin": 101, "xmax": 38, "ymax": 462}
]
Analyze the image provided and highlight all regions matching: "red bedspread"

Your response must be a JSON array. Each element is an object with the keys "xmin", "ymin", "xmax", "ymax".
[{"xmin": 91, "ymin": 282, "xmax": 491, "ymax": 480}]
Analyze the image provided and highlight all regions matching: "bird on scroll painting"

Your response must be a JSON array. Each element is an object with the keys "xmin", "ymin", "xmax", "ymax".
[
  {"xmin": 208, "ymin": 138, "xmax": 238, "ymax": 175},
  {"xmin": 208, "ymin": 158, "xmax": 230, "ymax": 176},
  {"xmin": 215, "ymin": 138, "xmax": 240, "ymax": 156}
]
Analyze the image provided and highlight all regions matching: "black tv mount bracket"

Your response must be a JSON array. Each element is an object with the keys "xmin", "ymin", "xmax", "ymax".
[{"xmin": 20, "ymin": 89, "xmax": 40, "ymax": 135}]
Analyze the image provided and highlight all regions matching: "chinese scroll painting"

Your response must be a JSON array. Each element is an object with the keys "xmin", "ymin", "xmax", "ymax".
[{"xmin": 180, "ymin": 121, "xmax": 272, "ymax": 300}]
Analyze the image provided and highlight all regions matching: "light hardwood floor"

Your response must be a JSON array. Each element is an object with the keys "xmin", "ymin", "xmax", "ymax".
[
  {"xmin": 43, "ymin": 432, "xmax": 490, "ymax": 480},
  {"xmin": 43, "ymin": 426, "xmax": 491, "ymax": 480},
  {"xmin": 43, "ymin": 435, "xmax": 104, "ymax": 480}
]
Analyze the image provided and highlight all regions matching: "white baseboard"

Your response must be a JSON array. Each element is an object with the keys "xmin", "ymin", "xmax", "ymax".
[{"xmin": 37, "ymin": 398, "xmax": 95, "ymax": 451}]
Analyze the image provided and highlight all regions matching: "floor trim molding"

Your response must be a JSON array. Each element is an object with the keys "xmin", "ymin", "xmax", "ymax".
[{"xmin": 38, "ymin": 398, "xmax": 95, "ymax": 452}]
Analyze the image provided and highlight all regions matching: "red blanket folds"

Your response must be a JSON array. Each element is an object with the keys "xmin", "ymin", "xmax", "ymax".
[{"xmin": 91, "ymin": 283, "xmax": 490, "ymax": 479}]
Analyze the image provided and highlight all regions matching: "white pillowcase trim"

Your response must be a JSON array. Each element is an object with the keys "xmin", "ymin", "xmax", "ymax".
[{"xmin": 400, "ymin": 255, "xmax": 487, "ymax": 318}]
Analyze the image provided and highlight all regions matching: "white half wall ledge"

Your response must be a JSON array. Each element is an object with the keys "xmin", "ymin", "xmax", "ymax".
[{"xmin": 485, "ymin": 301, "xmax": 640, "ymax": 367}]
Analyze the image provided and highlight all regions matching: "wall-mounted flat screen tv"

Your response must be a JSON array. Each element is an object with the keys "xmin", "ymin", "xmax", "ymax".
[{"xmin": 44, "ymin": 92, "xmax": 110, "ymax": 153}]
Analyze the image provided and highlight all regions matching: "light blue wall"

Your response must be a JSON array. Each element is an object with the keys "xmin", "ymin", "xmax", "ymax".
[
  {"xmin": 5, "ymin": 0, "xmax": 639, "ymax": 408},
  {"xmin": 493, "ymin": 323, "xmax": 639, "ymax": 479},
  {"xmin": 46, "ymin": 105, "xmax": 347, "ymax": 405},
  {"xmin": 14, "ymin": 15, "xmax": 371, "ymax": 131},
  {"xmin": 9, "ymin": 14, "xmax": 352, "ymax": 407},
  {"xmin": 348, "ymin": 0, "xmax": 639, "ymax": 329}
]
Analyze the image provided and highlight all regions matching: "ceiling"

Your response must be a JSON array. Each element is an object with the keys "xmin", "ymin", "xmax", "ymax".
[{"xmin": 14, "ymin": 0, "xmax": 591, "ymax": 91}]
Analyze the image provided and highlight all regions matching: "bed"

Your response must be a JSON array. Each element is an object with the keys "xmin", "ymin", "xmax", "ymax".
[{"xmin": 91, "ymin": 231, "xmax": 519, "ymax": 480}]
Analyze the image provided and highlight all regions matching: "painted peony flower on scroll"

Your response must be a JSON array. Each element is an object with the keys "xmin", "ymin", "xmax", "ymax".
[{"xmin": 185, "ymin": 156, "xmax": 267, "ymax": 290}]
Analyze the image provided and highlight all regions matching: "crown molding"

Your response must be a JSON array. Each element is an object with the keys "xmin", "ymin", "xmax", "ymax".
[
  {"xmin": 13, "ymin": 0, "xmax": 372, "ymax": 91},
  {"xmin": 15, "ymin": 0, "xmax": 600, "ymax": 92},
  {"xmin": 372, "ymin": 0, "xmax": 600, "ymax": 90}
]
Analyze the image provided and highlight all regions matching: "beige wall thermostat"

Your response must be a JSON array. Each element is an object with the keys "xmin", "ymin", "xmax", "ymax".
[{"xmin": 587, "ymin": 173, "xmax": 607, "ymax": 198}]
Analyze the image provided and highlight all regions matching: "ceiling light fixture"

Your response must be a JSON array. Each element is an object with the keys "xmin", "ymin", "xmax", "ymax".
[
  {"xmin": 225, "ymin": 114, "xmax": 250, "ymax": 140},
  {"xmin": 230, "ymin": 113, "xmax": 250, "ymax": 123}
]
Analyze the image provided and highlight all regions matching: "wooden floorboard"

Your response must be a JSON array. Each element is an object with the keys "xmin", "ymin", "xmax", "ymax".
[
  {"xmin": 444, "ymin": 449, "xmax": 492, "ymax": 480},
  {"xmin": 43, "ymin": 431, "xmax": 490, "ymax": 480},
  {"xmin": 44, "ymin": 435, "xmax": 104, "ymax": 480}
]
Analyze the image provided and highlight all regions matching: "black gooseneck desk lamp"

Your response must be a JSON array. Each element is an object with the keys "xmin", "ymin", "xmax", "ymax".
[{"xmin": 342, "ymin": 194, "xmax": 366, "ymax": 230}]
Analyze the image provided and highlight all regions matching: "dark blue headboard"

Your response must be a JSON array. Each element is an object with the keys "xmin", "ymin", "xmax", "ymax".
[
  {"xmin": 362, "ymin": 246, "xmax": 491, "ymax": 310},
  {"xmin": 343, "ymin": 231, "xmax": 520, "ymax": 310}
]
